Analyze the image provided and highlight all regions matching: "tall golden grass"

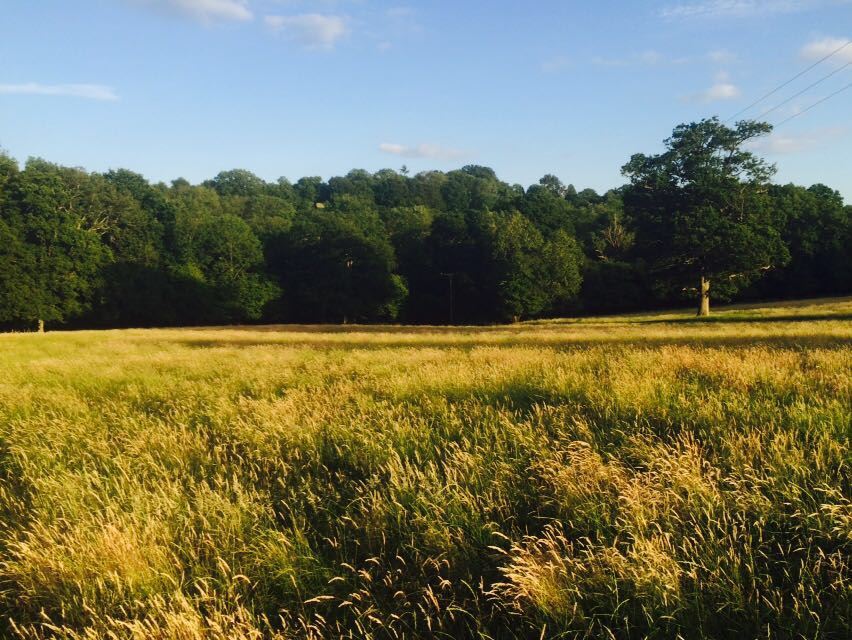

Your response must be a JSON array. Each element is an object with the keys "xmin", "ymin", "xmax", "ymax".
[{"xmin": 0, "ymin": 299, "xmax": 849, "ymax": 638}]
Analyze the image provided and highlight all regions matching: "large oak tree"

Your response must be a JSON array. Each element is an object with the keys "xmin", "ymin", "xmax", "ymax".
[{"xmin": 621, "ymin": 118, "xmax": 788, "ymax": 315}]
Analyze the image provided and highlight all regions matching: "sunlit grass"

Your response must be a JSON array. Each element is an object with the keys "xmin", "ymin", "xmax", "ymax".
[{"xmin": 0, "ymin": 299, "xmax": 850, "ymax": 638}]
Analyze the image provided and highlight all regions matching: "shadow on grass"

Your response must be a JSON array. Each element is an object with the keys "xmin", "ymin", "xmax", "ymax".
[
  {"xmin": 636, "ymin": 313, "xmax": 852, "ymax": 325},
  {"xmin": 179, "ymin": 333, "xmax": 851, "ymax": 351},
  {"xmin": 177, "ymin": 323, "xmax": 509, "ymax": 334}
]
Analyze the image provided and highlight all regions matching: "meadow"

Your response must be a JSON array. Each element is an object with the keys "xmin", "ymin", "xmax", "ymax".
[{"xmin": 0, "ymin": 299, "xmax": 849, "ymax": 639}]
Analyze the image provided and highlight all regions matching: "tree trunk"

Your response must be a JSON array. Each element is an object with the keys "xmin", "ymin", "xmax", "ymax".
[
  {"xmin": 697, "ymin": 276, "xmax": 710, "ymax": 317},
  {"xmin": 37, "ymin": 319, "xmax": 45, "ymax": 333}
]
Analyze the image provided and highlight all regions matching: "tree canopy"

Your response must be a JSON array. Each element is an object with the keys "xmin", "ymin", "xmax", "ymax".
[
  {"xmin": 0, "ymin": 120, "xmax": 848, "ymax": 330},
  {"xmin": 622, "ymin": 118, "xmax": 790, "ymax": 315}
]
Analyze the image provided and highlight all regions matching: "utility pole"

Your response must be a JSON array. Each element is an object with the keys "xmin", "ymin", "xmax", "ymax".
[
  {"xmin": 440, "ymin": 272, "xmax": 455, "ymax": 324},
  {"xmin": 343, "ymin": 255, "xmax": 354, "ymax": 324}
]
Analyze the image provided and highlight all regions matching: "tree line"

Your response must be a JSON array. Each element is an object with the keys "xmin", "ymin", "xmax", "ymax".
[{"xmin": 0, "ymin": 118, "xmax": 849, "ymax": 330}]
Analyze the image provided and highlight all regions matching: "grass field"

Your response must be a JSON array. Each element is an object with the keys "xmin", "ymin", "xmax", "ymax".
[{"xmin": 0, "ymin": 299, "xmax": 850, "ymax": 639}]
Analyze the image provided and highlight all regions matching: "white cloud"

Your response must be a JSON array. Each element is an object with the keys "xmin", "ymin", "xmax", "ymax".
[
  {"xmin": 386, "ymin": 6, "xmax": 416, "ymax": 18},
  {"xmin": 800, "ymin": 36, "xmax": 852, "ymax": 64},
  {"xmin": 593, "ymin": 49, "xmax": 736, "ymax": 67},
  {"xmin": 541, "ymin": 56, "xmax": 572, "ymax": 73},
  {"xmin": 0, "ymin": 83, "xmax": 119, "ymax": 101},
  {"xmin": 593, "ymin": 50, "xmax": 666, "ymax": 66},
  {"xmin": 639, "ymin": 51, "xmax": 665, "ymax": 64},
  {"xmin": 376, "ymin": 5, "xmax": 422, "ymax": 48},
  {"xmin": 661, "ymin": 0, "xmax": 819, "ymax": 19},
  {"xmin": 379, "ymin": 143, "xmax": 467, "ymax": 161},
  {"xmin": 707, "ymin": 49, "xmax": 737, "ymax": 63},
  {"xmin": 265, "ymin": 14, "xmax": 348, "ymax": 49},
  {"xmin": 138, "ymin": 0, "xmax": 253, "ymax": 22},
  {"xmin": 748, "ymin": 127, "xmax": 848, "ymax": 154},
  {"xmin": 588, "ymin": 49, "xmax": 738, "ymax": 68},
  {"xmin": 705, "ymin": 82, "xmax": 741, "ymax": 100},
  {"xmin": 683, "ymin": 73, "xmax": 741, "ymax": 102}
]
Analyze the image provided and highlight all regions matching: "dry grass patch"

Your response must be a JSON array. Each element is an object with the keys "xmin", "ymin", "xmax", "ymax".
[{"xmin": 0, "ymin": 299, "xmax": 849, "ymax": 638}]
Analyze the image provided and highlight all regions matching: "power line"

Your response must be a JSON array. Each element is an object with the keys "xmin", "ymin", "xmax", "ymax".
[
  {"xmin": 725, "ymin": 39, "xmax": 852, "ymax": 122},
  {"xmin": 754, "ymin": 61, "xmax": 852, "ymax": 121},
  {"xmin": 774, "ymin": 79, "xmax": 852, "ymax": 127}
]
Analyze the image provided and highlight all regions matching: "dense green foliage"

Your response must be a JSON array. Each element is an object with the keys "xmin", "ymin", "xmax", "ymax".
[
  {"xmin": 0, "ymin": 300, "xmax": 849, "ymax": 638},
  {"xmin": 0, "ymin": 119, "xmax": 849, "ymax": 329},
  {"xmin": 622, "ymin": 119, "xmax": 788, "ymax": 314}
]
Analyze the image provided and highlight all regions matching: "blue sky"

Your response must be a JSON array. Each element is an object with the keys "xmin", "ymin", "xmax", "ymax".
[{"xmin": 1, "ymin": 0, "xmax": 851, "ymax": 199}]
